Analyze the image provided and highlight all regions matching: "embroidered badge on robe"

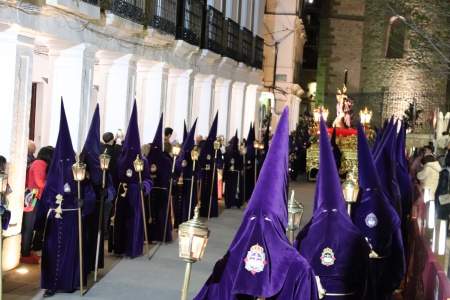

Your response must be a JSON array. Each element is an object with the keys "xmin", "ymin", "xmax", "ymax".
[
  {"xmin": 63, "ymin": 183, "xmax": 71, "ymax": 193},
  {"xmin": 244, "ymin": 244, "xmax": 267, "ymax": 275},
  {"xmin": 365, "ymin": 213, "xmax": 378, "ymax": 228},
  {"xmin": 182, "ymin": 160, "xmax": 187, "ymax": 167},
  {"xmin": 126, "ymin": 169, "xmax": 133, "ymax": 177},
  {"xmin": 320, "ymin": 247, "xmax": 336, "ymax": 267},
  {"xmin": 55, "ymin": 194, "xmax": 63, "ymax": 219}
]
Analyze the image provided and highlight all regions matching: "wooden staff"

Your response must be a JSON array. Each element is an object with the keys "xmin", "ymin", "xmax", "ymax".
[
  {"xmin": 208, "ymin": 142, "xmax": 220, "ymax": 219},
  {"xmin": 134, "ymin": 155, "xmax": 150, "ymax": 259}
]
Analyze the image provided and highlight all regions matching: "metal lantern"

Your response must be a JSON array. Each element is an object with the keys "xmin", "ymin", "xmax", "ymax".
[
  {"xmin": 342, "ymin": 172, "xmax": 359, "ymax": 216},
  {"xmin": 253, "ymin": 141, "xmax": 260, "ymax": 149},
  {"xmin": 179, "ymin": 206, "xmax": 210, "ymax": 300},
  {"xmin": 287, "ymin": 190, "xmax": 304, "ymax": 245},
  {"xmin": 313, "ymin": 108, "xmax": 321, "ymax": 123},
  {"xmin": 178, "ymin": 206, "xmax": 210, "ymax": 262},
  {"xmin": 258, "ymin": 143, "xmax": 264, "ymax": 150},
  {"xmin": 0, "ymin": 171, "xmax": 8, "ymax": 194},
  {"xmin": 172, "ymin": 143, "xmax": 182, "ymax": 157},
  {"xmin": 322, "ymin": 107, "xmax": 329, "ymax": 121},
  {"xmin": 72, "ymin": 158, "xmax": 87, "ymax": 182},
  {"xmin": 99, "ymin": 149, "xmax": 111, "ymax": 171},
  {"xmin": 214, "ymin": 140, "xmax": 221, "ymax": 150},
  {"xmin": 133, "ymin": 155, "xmax": 144, "ymax": 173},
  {"xmin": 359, "ymin": 107, "xmax": 373, "ymax": 125},
  {"xmin": 191, "ymin": 148, "xmax": 199, "ymax": 161}
]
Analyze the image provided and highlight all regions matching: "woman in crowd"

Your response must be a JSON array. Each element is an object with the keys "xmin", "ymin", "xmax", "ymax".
[{"xmin": 20, "ymin": 146, "xmax": 54, "ymax": 263}]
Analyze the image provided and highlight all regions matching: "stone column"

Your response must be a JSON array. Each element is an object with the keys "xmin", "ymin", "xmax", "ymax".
[
  {"xmin": 136, "ymin": 60, "xmax": 169, "ymax": 143},
  {"xmin": 96, "ymin": 52, "xmax": 137, "ymax": 137},
  {"xmin": 213, "ymin": 78, "xmax": 233, "ymax": 140},
  {"xmin": 242, "ymin": 84, "xmax": 262, "ymax": 139},
  {"xmin": 229, "ymin": 81, "xmax": 248, "ymax": 139},
  {"xmin": 289, "ymin": 95, "xmax": 301, "ymax": 132},
  {"xmin": 0, "ymin": 24, "xmax": 35, "ymax": 271},
  {"xmin": 166, "ymin": 68, "xmax": 194, "ymax": 142},
  {"xmin": 192, "ymin": 74, "xmax": 216, "ymax": 137}
]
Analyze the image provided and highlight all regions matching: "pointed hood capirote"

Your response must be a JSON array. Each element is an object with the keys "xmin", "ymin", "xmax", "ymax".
[
  {"xmin": 116, "ymin": 101, "xmax": 144, "ymax": 184},
  {"xmin": 195, "ymin": 107, "xmax": 319, "ymax": 299},
  {"xmin": 176, "ymin": 119, "xmax": 198, "ymax": 172},
  {"xmin": 81, "ymin": 104, "xmax": 103, "ymax": 186},
  {"xmin": 295, "ymin": 116, "xmax": 373, "ymax": 298},
  {"xmin": 46, "ymin": 98, "xmax": 78, "ymax": 196},
  {"xmin": 245, "ymin": 122, "xmax": 256, "ymax": 158},
  {"xmin": 312, "ymin": 118, "xmax": 347, "ymax": 215},
  {"xmin": 199, "ymin": 112, "xmax": 219, "ymax": 167},
  {"xmin": 353, "ymin": 121, "xmax": 400, "ymax": 243}
]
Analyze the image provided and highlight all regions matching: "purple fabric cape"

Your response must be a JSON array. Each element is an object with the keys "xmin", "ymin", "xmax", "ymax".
[
  {"xmin": 195, "ymin": 107, "xmax": 319, "ymax": 300},
  {"xmin": 146, "ymin": 113, "xmax": 172, "ymax": 242},
  {"xmin": 352, "ymin": 121, "xmax": 405, "ymax": 299},
  {"xmin": 34, "ymin": 99, "xmax": 96, "ymax": 291},
  {"xmin": 199, "ymin": 112, "xmax": 222, "ymax": 218},
  {"xmin": 295, "ymin": 117, "xmax": 373, "ymax": 299},
  {"xmin": 110, "ymin": 101, "xmax": 153, "ymax": 257}
]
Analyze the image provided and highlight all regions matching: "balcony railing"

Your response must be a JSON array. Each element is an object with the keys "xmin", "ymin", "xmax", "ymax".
[
  {"xmin": 177, "ymin": 0, "xmax": 203, "ymax": 46},
  {"xmin": 202, "ymin": 5, "xmax": 223, "ymax": 54},
  {"xmin": 240, "ymin": 27, "xmax": 252, "ymax": 65},
  {"xmin": 224, "ymin": 18, "xmax": 239, "ymax": 61},
  {"xmin": 253, "ymin": 35, "xmax": 264, "ymax": 69},
  {"xmin": 111, "ymin": 0, "xmax": 144, "ymax": 24},
  {"xmin": 147, "ymin": 0, "xmax": 177, "ymax": 35}
]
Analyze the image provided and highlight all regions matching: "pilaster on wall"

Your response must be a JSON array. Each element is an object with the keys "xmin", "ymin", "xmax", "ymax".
[
  {"xmin": 166, "ymin": 68, "xmax": 194, "ymax": 142},
  {"xmin": 40, "ymin": 40, "xmax": 88, "ymax": 152},
  {"xmin": 96, "ymin": 51, "xmax": 138, "ymax": 138},
  {"xmin": 136, "ymin": 60, "xmax": 170, "ymax": 143},
  {"xmin": 229, "ymin": 81, "xmax": 248, "ymax": 139},
  {"xmin": 214, "ymin": 78, "xmax": 233, "ymax": 140},
  {"xmin": 243, "ymin": 84, "xmax": 262, "ymax": 139},
  {"xmin": 192, "ymin": 74, "xmax": 216, "ymax": 137}
]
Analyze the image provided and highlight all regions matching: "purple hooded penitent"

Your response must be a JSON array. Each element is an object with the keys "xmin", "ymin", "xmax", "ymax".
[
  {"xmin": 146, "ymin": 113, "xmax": 173, "ymax": 242},
  {"xmin": 374, "ymin": 120, "xmax": 402, "ymax": 218},
  {"xmin": 34, "ymin": 98, "xmax": 96, "ymax": 292},
  {"xmin": 295, "ymin": 116, "xmax": 373, "ymax": 299},
  {"xmin": 175, "ymin": 119, "xmax": 201, "ymax": 223},
  {"xmin": 199, "ymin": 112, "xmax": 223, "ymax": 218},
  {"xmin": 352, "ymin": 121, "xmax": 405, "ymax": 299},
  {"xmin": 223, "ymin": 130, "xmax": 244, "ymax": 208},
  {"xmin": 195, "ymin": 106, "xmax": 319, "ymax": 300},
  {"xmin": 81, "ymin": 104, "xmax": 115, "ymax": 272},
  {"xmin": 109, "ymin": 100, "xmax": 153, "ymax": 258},
  {"xmin": 244, "ymin": 122, "xmax": 256, "ymax": 201}
]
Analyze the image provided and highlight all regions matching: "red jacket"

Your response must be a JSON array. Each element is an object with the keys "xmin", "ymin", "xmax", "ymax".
[{"xmin": 26, "ymin": 160, "xmax": 47, "ymax": 199}]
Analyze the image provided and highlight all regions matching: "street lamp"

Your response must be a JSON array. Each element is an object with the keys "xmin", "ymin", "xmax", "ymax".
[
  {"xmin": 133, "ymin": 155, "xmax": 150, "ymax": 258},
  {"xmin": 72, "ymin": 157, "xmax": 86, "ymax": 297},
  {"xmin": 94, "ymin": 149, "xmax": 111, "ymax": 281},
  {"xmin": 342, "ymin": 168, "xmax": 359, "ymax": 216},
  {"xmin": 179, "ymin": 206, "xmax": 210, "ymax": 300},
  {"xmin": 0, "ymin": 170, "xmax": 8, "ymax": 296},
  {"xmin": 188, "ymin": 148, "xmax": 199, "ymax": 220},
  {"xmin": 287, "ymin": 190, "xmax": 304, "ymax": 245},
  {"xmin": 163, "ymin": 143, "xmax": 182, "ymax": 244}
]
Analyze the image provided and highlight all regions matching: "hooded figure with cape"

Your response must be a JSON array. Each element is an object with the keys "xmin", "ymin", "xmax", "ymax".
[
  {"xmin": 223, "ymin": 131, "xmax": 244, "ymax": 208},
  {"xmin": 175, "ymin": 119, "xmax": 202, "ymax": 223},
  {"xmin": 146, "ymin": 113, "xmax": 173, "ymax": 242},
  {"xmin": 244, "ymin": 123, "xmax": 255, "ymax": 201},
  {"xmin": 194, "ymin": 107, "xmax": 319, "ymax": 300},
  {"xmin": 199, "ymin": 112, "xmax": 223, "ymax": 218},
  {"xmin": 34, "ymin": 99, "xmax": 96, "ymax": 297},
  {"xmin": 108, "ymin": 101, "xmax": 153, "ymax": 258},
  {"xmin": 295, "ymin": 116, "xmax": 373, "ymax": 300},
  {"xmin": 351, "ymin": 121, "xmax": 405, "ymax": 299},
  {"xmin": 80, "ymin": 104, "xmax": 116, "ymax": 273}
]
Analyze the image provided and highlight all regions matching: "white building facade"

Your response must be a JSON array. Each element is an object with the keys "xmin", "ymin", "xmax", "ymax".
[{"xmin": 0, "ymin": 0, "xmax": 305, "ymax": 270}]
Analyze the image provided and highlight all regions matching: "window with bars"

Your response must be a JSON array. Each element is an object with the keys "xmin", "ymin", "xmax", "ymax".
[
  {"xmin": 112, "ymin": 0, "xmax": 144, "ymax": 24},
  {"xmin": 149, "ymin": 0, "xmax": 177, "ymax": 35},
  {"xmin": 203, "ymin": 5, "xmax": 223, "ymax": 54},
  {"xmin": 225, "ymin": 19, "xmax": 239, "ymax": 61},
  {"xmin": 241, "ymin": 27, "xmax": 252, "ymax": 65},
  {"xmin": 177, "ymin": 0, "xmax": 203, "ymax": 46},
  {"xmin": 253, "ymin": 36, "xmax": 264, "ymax": 69}
]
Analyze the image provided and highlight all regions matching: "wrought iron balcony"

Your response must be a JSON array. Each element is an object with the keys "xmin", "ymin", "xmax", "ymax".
[
  {"xmin": 111, "ymin": 0, "xmax": 144, "ymax": 24},
  {"xmin": 202, "ymin": 5, "xmax": 223, "ymax": 54},
  {"xmin": 239, "ymin": 27, "xmax": 252, "ymax": 65},
  {"xmin": 176, "ymin": 0, "xmax": 203, "ymax": 46},
  {"xmin": 253, "ymin": 35, "xmax": 264, "ymax": 69},
  {"xmin": 147, "ymin": 0, "xmax": 177, "ymax": 35},
  {"xmin": 224, "ymin": 18, "xmax": 239, "ymax": 61}
]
